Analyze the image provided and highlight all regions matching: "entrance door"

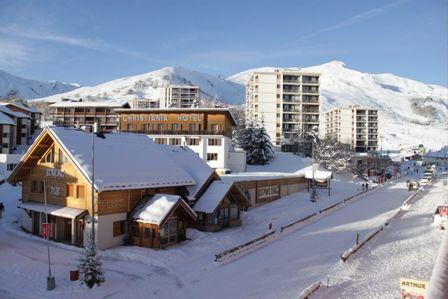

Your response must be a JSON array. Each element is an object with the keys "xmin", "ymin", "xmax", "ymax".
[{"xmin": 64, "ymin": 219, "xmax": 72, "ymax": 243}]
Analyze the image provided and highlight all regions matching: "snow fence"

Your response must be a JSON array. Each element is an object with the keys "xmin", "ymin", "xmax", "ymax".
[{"xmin": 214, "ymin": 230, "xmax": 277, "ymax": 263}]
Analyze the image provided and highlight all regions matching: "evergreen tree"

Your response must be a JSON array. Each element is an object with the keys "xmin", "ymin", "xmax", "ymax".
[
  {"xmin": 190, "ymin": 97, "xmax": 200, "ymax": 108},
  {"xmin": 78, "ymin": 234, "xmax": 105, "ymax": 288},
  {"xmin": 239, "ymin": 120, "xmax": 275, "ymax": 165}
]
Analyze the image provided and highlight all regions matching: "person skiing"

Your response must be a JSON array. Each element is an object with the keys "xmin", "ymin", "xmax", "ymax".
[{"xmin": 0, "ymin": 202, "xmax": 4, "ymax": 219}]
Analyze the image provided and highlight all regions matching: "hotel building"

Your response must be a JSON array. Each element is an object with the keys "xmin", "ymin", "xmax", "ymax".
[
  {"xmin": 245, "ymin": 69, "xmax": 320, "ymax": 147},
  {"xmin": 50, "ymin": 100, "xmax": 130, "ymax": 132},
  {"xmin": 325, "ymin": 106, "xmax": 379, "ymax": 152},
  {"xmin": 158, "ymin": 85, "xmax": 200, "ymax": 108},
  {"xmin": 116, "ymin": 108, "xmax": 246, "ymax": 173}
]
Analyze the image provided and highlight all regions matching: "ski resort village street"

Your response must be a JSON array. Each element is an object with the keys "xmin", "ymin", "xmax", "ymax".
[{"xmin": 1, "ymin": 165, "xmax": 446, "ymax": 299}]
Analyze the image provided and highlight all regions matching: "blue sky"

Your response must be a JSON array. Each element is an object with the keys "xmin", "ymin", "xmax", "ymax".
[{"xmin": 0, "ymin": 0, "xmax": 446, "ymax": 86}]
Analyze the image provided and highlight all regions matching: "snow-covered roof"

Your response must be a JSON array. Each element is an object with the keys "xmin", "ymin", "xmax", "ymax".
[
  {"xmin": 221, "ymin": 172, "xmax": 303, "ymax": 182},
  {"xmin": 18, "ymin": 201, "xmax": 86, "ymax": 219},
  {"xmin": 0, "ymin": 105, "xmax": 30, "ymax": 118},
  {"xmin": 424, "ymin": 146, "xmax": 448, "ymax": 158},
  {"xmin": 304, "ymin": 170, "xmax": 332, "ymax": 180},
  {"xmin": 48, "ymin": 127, "xmax": 196, "ymax": 192},
  {"xmin": 0, "ymin": 111, "xmax": 15, "ymax": 125},
  {"xmin": 131, "ymin": 194, "xmax": 196, "ymax": 225},
  {"xmin": 50, "ymin": 100, "xmax": 128, "ymax": 108},
  {"xmin": 193, "ymin": 181, "xmax": 233, "ymax": 213},
  {"xmin": 0, "ymin": 101, "xmax": 41, "ymax": 114},
  {"xmin": 162, "ymin": 145, "xmax": 214, "ymax": 200}
]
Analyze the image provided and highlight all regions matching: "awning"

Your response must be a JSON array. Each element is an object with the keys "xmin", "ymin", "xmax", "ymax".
[{"xmin": 18, "ymin": 201, "xmax": 87, "ymax": 219}]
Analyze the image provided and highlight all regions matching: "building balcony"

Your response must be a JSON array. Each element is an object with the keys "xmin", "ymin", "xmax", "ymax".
[{"xmin": 302, "ymin": 87, "xmax": 319, "ymax": 93}]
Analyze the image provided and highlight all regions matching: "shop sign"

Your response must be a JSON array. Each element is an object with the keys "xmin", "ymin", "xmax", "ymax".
[
  {"xmin": 400, "ymin": 278, "xmax": 427, "ymax": 298},
  {"xmin": 46, "ymin": 169, "xmax": 64, "ymax": 178},
  {"xmin": 258, "ymin": 185, "xmax": 280, "ymax": 199}
]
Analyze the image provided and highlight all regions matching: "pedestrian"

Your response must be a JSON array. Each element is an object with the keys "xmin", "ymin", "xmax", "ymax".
[
  {"xmin": 362, "ymin": 183, "xmax": 365, "ymax": 191},
  {"xmin": 366, "ymin": 183, "xmax": 369, "ymax": 191},
  {"xmin": 268, "ymin": 222, "xmax": 272, "ymax": 231},
  {"xmin": 0, "ymin": 202, "xmax": 4, "ymax": 219}
]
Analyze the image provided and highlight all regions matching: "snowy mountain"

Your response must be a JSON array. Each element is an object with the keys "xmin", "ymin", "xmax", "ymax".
[
  {"xmin": 228, "ymin": 61, "xmax": 448, "ymax": 150},
  {"xmin": 0, "ymin": 69, "xmax": 80, "ymax": 100},
  {"xmin": 32, "ymin": 66, "xmax": 244, "ymax": 105},
  {"xmin": 33, "ymin": 61, "xmax": 447, "ymax": 149}
]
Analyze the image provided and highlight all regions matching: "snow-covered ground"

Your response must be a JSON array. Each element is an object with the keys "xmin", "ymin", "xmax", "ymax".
[
  {"xmin": 312, "ymin": 175, "xmax": 448, "ymax": 298},
  {"xmin": 0, "ymin": 161, "xmax": 439, "ymax": 298}
]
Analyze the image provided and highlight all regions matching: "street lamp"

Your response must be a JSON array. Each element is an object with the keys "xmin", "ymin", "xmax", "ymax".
[{"xmin": 90, "ymin": 122, "xmax": 105, "ymax": 244}]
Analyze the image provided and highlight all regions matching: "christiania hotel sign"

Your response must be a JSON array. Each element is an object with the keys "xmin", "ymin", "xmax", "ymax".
[{"xmin": 122, "ymin": 113, "xmax": 203, "ymax": 122}]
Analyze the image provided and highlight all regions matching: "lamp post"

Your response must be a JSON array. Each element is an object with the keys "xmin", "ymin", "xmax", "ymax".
[{"xmin": 43, "ymin": 181, "xmax": 55, "ymax": 290}]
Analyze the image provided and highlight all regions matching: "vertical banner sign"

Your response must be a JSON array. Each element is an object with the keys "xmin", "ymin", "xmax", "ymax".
[{"xmin": 42, "ymin": 223, "xmax": 53, "ymax": 238}]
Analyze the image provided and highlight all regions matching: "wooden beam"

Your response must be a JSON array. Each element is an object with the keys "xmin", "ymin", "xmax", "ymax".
[{"xmin": 29, "ymin": 155, "xmax": 40, "ymax": 160}]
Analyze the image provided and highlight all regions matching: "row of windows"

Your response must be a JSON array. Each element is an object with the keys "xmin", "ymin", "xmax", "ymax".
[
  {"xmin": 6, "ymin": 163, "xmax": 17, "ymax": 171},
  {"xmin": 125, "ymin": 123, "xmax": 222, "ymax": 132},
  {"xmin": 31, "ymin": 180, "xmax": 85, "ymax": 199},
  {"xmin": 153, "ymin": 137, "xmax": 222, "ymax": 147}
]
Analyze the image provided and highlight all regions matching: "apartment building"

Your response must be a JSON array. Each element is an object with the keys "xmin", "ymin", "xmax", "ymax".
[
  {"xmin": 245, "ymin": 69, "xmax": 320, "ymax": 147},
  {"xmin": 50, "ymin": 100, "xmax": 130, "ymax": 132},
  {"xmin": 0, "ymin": 101, "xmax": 42, "ymax": 136},
  {"xmin": 128, "ymin": 99, "xmax": 159, "ymax": 109},
  {"xmin": 0, "ymin": 104, "xmax": 32, "ymax": 149},
  {"xmin": 158, "ymin": 85, "xmax": 200, "ymax": 108},
  {"xmin": 325, "ymin": 106, "xmax": 379, "ymax": 152}
]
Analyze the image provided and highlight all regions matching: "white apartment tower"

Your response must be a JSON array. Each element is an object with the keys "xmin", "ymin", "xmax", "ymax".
[
  {"xmin": 245, "ymin": 70, "xmax": 320, "ymax": 147},
  {"xmin": 325, "ymin": 106, "xmax": 379, "ymax": 152},
  {"xmin": 159, "ymin": 85, "xmax": 200, "ymax": 108}
]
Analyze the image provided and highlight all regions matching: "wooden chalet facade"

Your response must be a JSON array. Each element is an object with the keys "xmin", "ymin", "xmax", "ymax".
[
  {"xmin": 8, "ymin": 127, "xmax": 204, "ymax": 249},
  {"xmin": 193, "ymin": 181, "xmax": 250, "ymax": 232}
]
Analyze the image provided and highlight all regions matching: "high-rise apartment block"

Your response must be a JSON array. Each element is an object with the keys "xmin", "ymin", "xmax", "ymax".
[
  {"xmin": 325, "ymin": 106, "xmax": 379, "ymax": 152},
  {"xmin": 159, "ymin": 85, "xmax": 200, "ymax": 108},
  {"xmin": 245, "ymin": 70, "xmax": 320, "ymax": 147}
]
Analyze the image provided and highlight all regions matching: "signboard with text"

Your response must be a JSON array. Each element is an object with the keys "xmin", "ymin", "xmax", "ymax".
[{"xmin": 400, "ymin": 278, "xmax": 427, "ymax": 299}]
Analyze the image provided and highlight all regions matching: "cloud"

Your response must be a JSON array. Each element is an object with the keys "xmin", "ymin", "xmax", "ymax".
[
  {"xmin": 0, "ymin": 37, "xmax": 31, "ymax": 68},
  {"xmin": 0, "ymin": 24, "xmax": 165, "ymax": 65},
  {"xmin": 300, "ymin": 0, "xmax": 411, "ymax": 40}
]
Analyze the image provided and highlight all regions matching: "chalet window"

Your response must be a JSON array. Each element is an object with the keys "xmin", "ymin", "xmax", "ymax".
[
  {"xmin": 209, "ymin": 124, "xmax": 220, "ymax": 132},
  {"xmin": 154, "ymin": 138, "xmax": 167, "ymax": 145},
  {"xmin": 2, "ymin": 143, "xmax": 8, "ymax": 148},
  {"xmin": 76, "ymin": 185, "xmax": 85, "ymax": 199},
  {"xmin": 160, "ymin": 219, "xmax": 177, "ymax": 244},
  {"xmin": 113, "ymin": 221, "xmax": 126, "ymax": 237},
  {"xmin": 207, "ymin": 138, "xmax": 221, "ymax": 146},
  {"xmin": 59, "ymin": 149, "xmax": 68, "ymax": 164},
  {"xmin": 230, "ymin": 204, "xmax": 238, "ymax": 220},
  {"xmin": 207, "ymin": 153, "xmax": 218, "ymax": 161},
  {"xmin": 172, "ymin": 123, "xmax": 181, "ymax": 131},
  {"xmin": 21, "ymin": 124, "xmax": 27, "ymax": 129},
  {"xmin": 142, "ymin": 123, "xmax": 151, "ymax": 132},
  {"xmin": 44, "ymin": 148, "xmax": 54, "ymax": 163},
  {"xmin": 189, "ymin": 124, "xmax": 200, "ymax": 131},
  {"xmin": 157, "ymin": 124, "xmax": 167, "ymax": 131},
  {"xmin": 7, "ymin": 163, "xmax": 16, "ymax": 171},
  {"xmin": 2, "ymin": 133, "xmax": 8, "ymax": 138},
  {"xmin": 31, "ymin": 180, "xmax": 44, "ymax": 193},
  {"xmin": 169, "ymin": 138, "xmax": 182, "ymax": 146},
  {"xmin": 21, "ymin": 133, "xmax": 27, "ymax": 137},
  {"xmin": 144, "ymin": 227, "xmax": 151, "ymax": 239},
  {"xmin": 66, "ymin": 184, "xmax": 75, "ymax": 197},
  {"xmin": 186, "ymin": 138, "xmax": 200, "ymax": 146}
]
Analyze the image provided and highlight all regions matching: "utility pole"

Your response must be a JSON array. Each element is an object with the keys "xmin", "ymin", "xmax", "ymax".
[
  {"xmin": 91, "ymin": 122, "xmax": 99, "ymax": 243},
  {"xmin": 43, "ymin": 181, "xmax": 55, "ymax": 290}
]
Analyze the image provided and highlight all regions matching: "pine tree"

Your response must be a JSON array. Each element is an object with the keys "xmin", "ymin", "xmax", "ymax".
[
  {"xmin": 78, "ymin": 234, "xmax": 105, "ymax": 288},
  {"xmin": 240, "ymin": 120, "xmax": 275, "ymax": 165}
]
